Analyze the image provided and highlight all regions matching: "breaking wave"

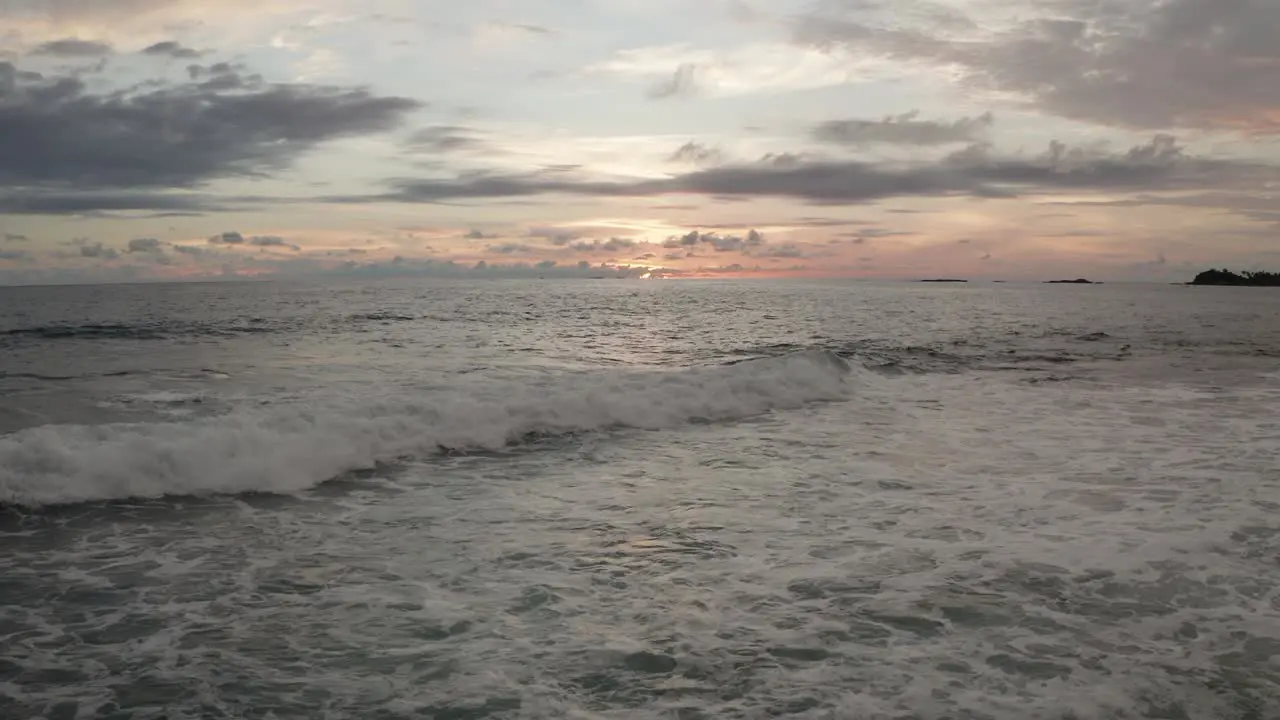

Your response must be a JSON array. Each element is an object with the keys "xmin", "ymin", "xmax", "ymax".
[{"xmin": 0, "ymin": 350, "xmax": 854, "ymax": 508}]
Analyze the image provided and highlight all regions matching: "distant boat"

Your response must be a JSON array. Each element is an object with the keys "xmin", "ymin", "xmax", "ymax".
[{"xmin": 1044, "ymin": 278, "xmax": 1097, "ymax": 284}]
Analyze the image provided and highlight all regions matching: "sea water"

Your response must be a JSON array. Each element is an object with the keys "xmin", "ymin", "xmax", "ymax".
[{"xmin": 1, "ymin": 278, "xmax": 1278, "ymax": 719}]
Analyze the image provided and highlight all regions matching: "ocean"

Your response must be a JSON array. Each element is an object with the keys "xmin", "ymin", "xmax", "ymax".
[{"xmin": 1, "ymin": 278, "xmax": 1278, "ymax": 720}]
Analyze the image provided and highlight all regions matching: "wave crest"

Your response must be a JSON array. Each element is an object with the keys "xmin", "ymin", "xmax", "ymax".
[{"xmin": 0, "ymin": 350, "xmax": 854, "ymax": 508}]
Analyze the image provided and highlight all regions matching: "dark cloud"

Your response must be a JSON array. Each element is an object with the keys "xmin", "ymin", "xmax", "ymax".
[
  {"xmin": 200, "ymin": 232, "xmax": 299, "ymax": 250},
  {"xmin": 79, "ymin": 242, "xmax": 120, "ymax": 259},
  {"xmin": 209, "ymin": 231, "xmax": 245, "ymax": 245},
  {"xmin": 405, "ymin": 126, "xmax": 483, "ymax": 153},
  {"xmin": 327, "ymin": 257, "xmax": 652, "ymax": 280},
  {"xmin": 0, "ymin": 189, "xmax": 230, "ymax": 215},
  {"xmin": 3, "ymin": 233, "xmax": 29, "ymax": 242},
  {"xmin": 660, "ymin": 229, "xmax": 764, "ymax": 253},
  {"xmin": 464, "ymin": 229, "xmax": 499, "ymax": 239},
  {"xmin": 570, "ymin": 237, "xmax": 637, "ymax": 254},
  {"xmin": 527, "ymin": 226, "xmax": 582, "ymax": 245},
  {"xmin": 127, "ymin": 237, "xmax": 163, "ymax": 253},
  {"xmin": 663, "ymin": 231, "xmax": 701, "ymax": 248},
  {"xmin": 248, "ymin": 236, "xmax": 300, "ymax": 251},
  {"xmin": 796, "ymin": 0, "xmax": 1280, "ymax": 133},
  {"xmin": 648, "ymin": 63, "xmax": 700, "ymax": 100},
  {"xmin": 488, "ymin": 242, "xmax": 537, "ymax": 254},
  {"xmin": 371, "ymin": 159, "xmax": 948, "ymax": 204},
  {"xmin": 188, "ymin": 66, "xmax": 263, "ymax": 92},
  {"xmin": 333, "ymin": 134, "xmax": 1276, "ymax": 209},
  {"xmin": 669, "ymin": 141, "xmax": 723, "ymax": 165},
  {"xmin": 171, "ymin": 245, "xmax": 204, "ymax": 256},
  {"xmin": 141, "ymin": 41, "xmax": 204, "ymax": 59},
  {"xmin": 0, "ymin": 249, "xmax": 32, "ymax": 261},
  {"xmin": 759, "ymin": 152, "xmax": 810, "ymax": 168},
  {"xmin": 502, "ymin": 23, "xmax": 554, "ymax": 35},
  {"xmin": 756, "ymin": 244, "xmax": 806, "ymax": 258},
  {"xmin": 30, "ymin": 39, "xmax": 113, "ymax": 57},
  {"xmin": 0, "ymin": 59, "xmax": 420, "ymax": 204},
  {"xmin": 813, "ymin": 111, "xmax": 994, "ymax": 146}
]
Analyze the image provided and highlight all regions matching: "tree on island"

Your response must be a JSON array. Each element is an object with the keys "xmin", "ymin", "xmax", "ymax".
[{"xmin": 1190, "ymin": 269, "xmax": 1280, "ymax": 287}]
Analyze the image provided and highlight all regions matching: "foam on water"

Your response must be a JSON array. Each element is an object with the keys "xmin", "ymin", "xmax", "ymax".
[
  {"xmin": 4, "ymin": 281, "xmax": 1280, "ymax": 719},
  {"xmin": 0, "ymin": 349, "xmax": 853, "ymax": 507},
  {"xmin": 3, "ymin": 368, "xmax": 1278, "ymax": 719}
]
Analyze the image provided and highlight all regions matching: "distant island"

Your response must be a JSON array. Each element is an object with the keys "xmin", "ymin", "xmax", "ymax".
[
  {"xmin": 1189, "ymin": 269, "xmax": 1280, "ymax": 287},
  {"xmin": 919, "ymin": 278, "xmax": 968, "ymax": 283},
  {"xmin": 1045, "ymin": 278, "xmax": 1097, "ymax": 284}
]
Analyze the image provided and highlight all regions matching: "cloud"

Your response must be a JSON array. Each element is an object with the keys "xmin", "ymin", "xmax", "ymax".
[
  {"xmin": 328, "ymin": 257, "xmax": 652, "ymax": 280},
  {"xmin": 171, "ymin": 245, "xmax": 204, "ymax": 256},
  {"xmin": 361, "ymin": 135, "xmax": 1275, "ymax": 206},
  {"xmin": 488, "ymin": 242, "xmax": 537, "ymax": 254},
  {"xmin": 127, "ymin": 237, "xmax": 163, "ymax": 253},
  {"xmin": 725, "ymin": 0, "xmax": 761, "ymax": 24},
  {"xmin": 0, "ymin": 59, "xmax": 421, "ymax": 199},
  {"xmin": 846, "ymin": 227, "xmax": 918, "ymax": 241},
  {"xmin": 464, "ymin": 229, "xmax": 500, "ymax": 239},
  {"xmin": 0, "ymin": 189, "xmax": 230, "ymax": 216},
  {"xmin": 669, "ymin": 141, "xmax": 723, "ymax": 165},
  {"xmin": 814, "ymin": 111, "xmax": 994, "ymax": 146},
  {"xmin": 79, "ymin": 242, "xmax": 120, "ymax": 259},
  {"xmin": 209, "ymin": 231, "xmax": 245, "ymax": 245},
  {"xmin": 1, "ymin": 0, "xmax": 319, "ymax": 49},
  {"xmin": 0, "ymin": 250, "xmax": 32, "ymax": 261},
  {"xmin": 498, "ymin": 23, "xmax": 553, "ymax": 36},
  {"xmin": 796, "ymin": 0, "xmax": 1280, "ymax": 133},
  {"xmin": 649, "ymin": 63, "xmax": 700, "ymax": 99},
  {"xmin": 527, "ymin": 226, "xmax": 582, "ymax": 244},
  {"xmin": 755, "ymin": 244, "xmax": 806, "ymax": 258},
  {"xmin": 570, "ymin": 237, "xmax": 638, "ymax": 254},
  {"xmin": 205, "ymin": 232, "xmax": 297, "ymax": 250},
  {"xmin": 3, "ymin": 233, "xmax": 29, "ymax": 242},
  {"xmin": 248, "ymin": 236, "xmax": 300, "ymax": 251},
  {"xmin": 593, "ymin": 42, "xmax": 869, "ymax": 99},
  {"xmin": 30, "ymin": 38, "xmax": 113, "ymax": 57},
  {"xmin": 141, "ymin": 41, "xmax": 203, "ymax": 59},
  {"xmin": 660, "ymin": 229, "xmax": 764, "ymax": 253},
  {"xmin": 405, "ymin": 126, "xmax": 484, "ymax": 154}
]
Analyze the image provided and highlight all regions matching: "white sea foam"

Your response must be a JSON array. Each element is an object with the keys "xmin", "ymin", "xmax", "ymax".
[{"xmin": 0, "ymin": 349, "xmax": 854, "ymax": 507}]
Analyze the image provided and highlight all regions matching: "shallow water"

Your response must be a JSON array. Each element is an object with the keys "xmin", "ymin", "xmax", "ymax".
[{"xmin": 2, "ymin": 279, "xmax": 1279, "ymax": 718}]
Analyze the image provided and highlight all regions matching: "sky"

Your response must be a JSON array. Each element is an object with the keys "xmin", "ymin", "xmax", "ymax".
[{"xmin": 0, "ymin": 0, "xmax": 1278, "ymax": 284}]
